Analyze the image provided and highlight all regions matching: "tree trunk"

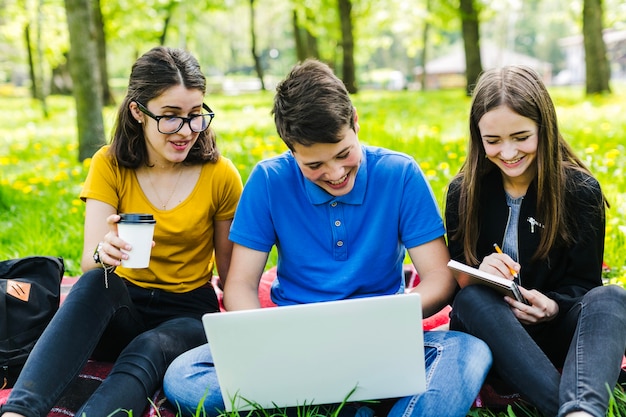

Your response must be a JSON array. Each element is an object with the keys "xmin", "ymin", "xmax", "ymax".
[
  {"xmin": 305, "ymin": 8, "xmax": 320, "ymax": 60},
  {"xmin": 36, "ymin": 0, "xmax": 49, "ymax": 117},
  {"xmin": 64, "ymin": 0, "xmax": 106, "ymax": 161},
  {"xmin": 583, "ymin": 0, "xmax": 611, "ymax": 95},
  {"xmin": 159, "ymin": 1, "xmax": 178, "ymax": 46},
  {"xmin": 24, "ymin": 23, "xmax": 38, "ymax": 101},
  {"xmin": 93, "ymin": 0, "xmax": 115, "ymax": 106},
  {"xmin": 460, "ymin": 0, "xmax": 482, "ymax": 96},
  {"xmin": 293, "ymin": 9, "xmax": 306, "ymax": 62},
  {"xmin": 249, "ymin": 0, "xmax": 266, "ymax": 90},
  {"xmin": 338, "ymin": 0, "xmax": 357, "ymax": 94},
  {"xmin": 419, "ymin": 0, "xmax": 431, "ymax": 91},
  {"xmin": 292, "ymin": 8, "xmax": 320, "ymax": 62},
  {"xmin": 25, "ymin": 14, "xmax": 49, "ymax": 117}
]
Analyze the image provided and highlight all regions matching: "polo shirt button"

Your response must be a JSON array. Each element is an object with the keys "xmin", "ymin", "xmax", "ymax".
[
  {"xmin": 331, "ymin": 202, "xmax": 338, "ymax": 207},
  {"xmin": 336, "ymin": 241, "xmax": 344, "ymax": 247},
  {"xmin": 334, "ymin": 220, "xmax": 341, "ymax": 227}
]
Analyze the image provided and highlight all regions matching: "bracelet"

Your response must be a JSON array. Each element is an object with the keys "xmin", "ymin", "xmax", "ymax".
[
  {"xmin": 93, "ymin": 242, "xmax": 104, "ymax": 264},
  {"xmin": 93, "ymin": 242, "xmax": 115, "ymax": 288}
]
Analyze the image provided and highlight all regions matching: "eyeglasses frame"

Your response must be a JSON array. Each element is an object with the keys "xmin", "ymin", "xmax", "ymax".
[{"xmin": 134, "ymin": 101, "xmax": 215, "ymax": 134}]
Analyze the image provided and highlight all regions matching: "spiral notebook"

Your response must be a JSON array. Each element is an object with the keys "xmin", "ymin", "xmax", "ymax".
[{"xmin": 202, "ymin": 293, "xmax": 426, "ymax": 411}]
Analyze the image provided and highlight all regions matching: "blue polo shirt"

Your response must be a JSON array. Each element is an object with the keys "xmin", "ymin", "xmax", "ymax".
[{"xmin": 229, "ymin": 146, "xmax": 445, "ymax": 305}]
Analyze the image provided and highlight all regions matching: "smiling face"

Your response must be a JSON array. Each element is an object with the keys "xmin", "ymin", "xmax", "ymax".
[
  {"xmin": 291, "ymin": 124, "xmax": 362, "ymax": 197},
  {"xmin": 130, "ymin": 85, "xmax": 205, "ymax": 167},
  {"xmin": 479, "ymin": 105, "xmax": 538, "ymax": 194}
]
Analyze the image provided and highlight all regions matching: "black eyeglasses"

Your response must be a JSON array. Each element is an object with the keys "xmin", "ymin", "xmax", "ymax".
[{"xmin": 135, "ymin": 101, "xmax": 215, "ymax": 134}]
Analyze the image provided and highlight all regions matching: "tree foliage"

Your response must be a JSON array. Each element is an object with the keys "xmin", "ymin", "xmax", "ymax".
[{"xmin": 1, "ymin": 0, "xmax": 624, "ymax": 160}]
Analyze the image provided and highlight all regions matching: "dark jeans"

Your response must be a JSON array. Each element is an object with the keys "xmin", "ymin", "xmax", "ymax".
[
  {"xmin": 0, "ymin": 268, "xmax": 218, "ymax": 417},
  {"xmin": 450, "ymin": 284, "xmax": 626, "ymax": 417}
]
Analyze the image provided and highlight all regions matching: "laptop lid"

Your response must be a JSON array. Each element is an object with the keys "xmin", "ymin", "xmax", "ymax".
[{"xmin": 202, "ymin": 292, "xmax": 426, "ymax": 411}]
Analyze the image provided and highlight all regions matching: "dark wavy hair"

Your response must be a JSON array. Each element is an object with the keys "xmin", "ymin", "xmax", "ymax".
[{"xmin": 109, "ymin": 46, "xmax": 219, "ymax": 168}]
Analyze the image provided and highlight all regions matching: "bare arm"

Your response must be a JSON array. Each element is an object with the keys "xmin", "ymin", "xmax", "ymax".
[
  {"xmin": 213, "ymin": 219, "xmax": 234, "ymax": 286},
  {"xmin": 222, "ymin": 244, "xmax": 269, "ymax": 311},
  {"xmin": 406, "ymin": 237, "xmax": 457, "ymax": 318},
  {"xmin": 80, "ymin": 199, "xmax": 118, "ymax": 272}
]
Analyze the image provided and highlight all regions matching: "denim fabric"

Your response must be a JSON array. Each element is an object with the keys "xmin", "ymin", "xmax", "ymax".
[
  {"xmin": 163, "ymin": 330, "xmax": 492, "ymax": 417},
  {"xmin": 450, "ymin": 284, "xmax": 626, "ymax": 417},
  {"xmin": 0, "ymin": 269, "xmax": 216, "ymax": 417}
]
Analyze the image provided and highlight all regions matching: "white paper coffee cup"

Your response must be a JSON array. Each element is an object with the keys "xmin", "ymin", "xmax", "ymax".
[{"xmin": 117, "ymin": 213, "xmax": 156, "ymax": 268}]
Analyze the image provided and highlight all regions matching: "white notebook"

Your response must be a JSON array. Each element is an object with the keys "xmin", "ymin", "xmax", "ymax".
[
  {"xmin": 202, "ymin": 293, "xmax": 426, "ymax": 411},
  {"xmin": 448, "ymin": 259, "xmax": 528, "ymax": 304}
]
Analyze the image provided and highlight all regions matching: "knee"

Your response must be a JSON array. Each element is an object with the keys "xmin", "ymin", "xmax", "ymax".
[
  {"xmin": 425, "ymin": 331, "xmax": 492, "ymax": 393},
  {"xmin": 163, "ymin": 345, "xmax": 224, "ymax": 417},
  {"xmin": 165, "ymin": 346, "xmax": 205, "ymax": 382},
  {"xmin": 112, "ymin": 330, "xmax": 185, "ymax": 388},
  {"xmin": 455, "ymin": 331, "xmax": 492, "ymax": 366},
  {"xmin": 426, "ymin": 331, "xmax": 492, "ymax": 372},
  {"xmin": 456, "ymin": 333, "xmax": 492, "ymax": 385},
  {"xmin": 585, "ymin": 285, "xmax": 626, "ymax": 316},
  {"xmin": 165, "ymin": 344, "xmax": 215, "ymax": 381}
]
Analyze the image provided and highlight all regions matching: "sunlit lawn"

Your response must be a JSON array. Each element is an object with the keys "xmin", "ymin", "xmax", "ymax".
[
  {"xmin": 2, "ymin": 84, "xmax": 626, "ymax": 283},
  {"xmin": 1, "ymin": 84, "xmax": 626, "ymax": 416}
]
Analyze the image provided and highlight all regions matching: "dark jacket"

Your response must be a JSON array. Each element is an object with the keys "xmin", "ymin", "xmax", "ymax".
[{"xmin": 445, "ymin": 167, "xmax": 605, "ymax": 317}]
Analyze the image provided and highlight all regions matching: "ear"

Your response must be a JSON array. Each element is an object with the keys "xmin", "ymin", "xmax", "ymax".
[
  {"xmin": 129, "ymin": 101, "xmax": 144, "ymax": 123},
  {"xmin": 353, "ymin": 107, "xmax": 360, "ymax": 134}
]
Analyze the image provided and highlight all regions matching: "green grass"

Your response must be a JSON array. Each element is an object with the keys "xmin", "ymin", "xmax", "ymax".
[
  {"xmin": 2, "ymin": 84, "xmax": 626, "ymax": 283},
  {"xmin": 1, "ymin": 85, "xmax": 626, "ymax": 416}
]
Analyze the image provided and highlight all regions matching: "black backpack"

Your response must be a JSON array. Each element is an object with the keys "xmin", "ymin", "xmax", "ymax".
[{"xmin": 1, "ymin": 256, "xmax": 64, "ymax": 388}]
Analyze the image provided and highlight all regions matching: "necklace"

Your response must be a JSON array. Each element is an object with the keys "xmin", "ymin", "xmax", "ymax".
[{"xmin": 146, "ymin": 165, "xmax": 184, "ymax": 209}]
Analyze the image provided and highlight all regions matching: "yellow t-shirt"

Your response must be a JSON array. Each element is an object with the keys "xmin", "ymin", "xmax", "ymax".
[{"xmin": 80, "ymin": 146, "xmax": 243, "ymax": 293}]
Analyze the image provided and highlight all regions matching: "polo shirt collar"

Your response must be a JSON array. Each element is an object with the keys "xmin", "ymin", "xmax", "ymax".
[{"xmin": 301, "ymin": 146, "xmax": 368, "ymax": 206}]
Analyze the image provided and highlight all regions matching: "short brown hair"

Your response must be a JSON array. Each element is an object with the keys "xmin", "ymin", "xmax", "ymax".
[{"xmin": 272, "ymin": 59, "xmax": 355, "ymax": 151}]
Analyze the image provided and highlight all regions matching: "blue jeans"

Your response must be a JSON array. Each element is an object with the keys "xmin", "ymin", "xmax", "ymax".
[
  {"xmin": 450, "ymin": 284, "xmax": 626, "ymax": 417},
  {"xmin": 0, "ymin": 269, "xmax": 218, "ymax": 417},
  {"xmin": 163, "ymin": 330, "xmax": 492, "ymax": 417}
]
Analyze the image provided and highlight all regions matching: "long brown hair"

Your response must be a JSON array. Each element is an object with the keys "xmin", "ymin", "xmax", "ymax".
[
  {"xmin": 453, "ymin": 65, "xmax": 603, "ymax": 264},
  {"xmin": 109, "ymin": 46, "xmax": 219, "ymax": 168}
]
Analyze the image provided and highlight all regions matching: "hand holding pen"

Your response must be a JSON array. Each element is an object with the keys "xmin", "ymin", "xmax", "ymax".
[{"xmin": 492, "ymin": 243, "xmax": 519, "ymax": 279}]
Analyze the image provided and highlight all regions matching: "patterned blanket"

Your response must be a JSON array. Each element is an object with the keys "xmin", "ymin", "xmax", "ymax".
[{"xmin": 0, "ymin": 360, "xmax": 176, "ymax": 417}]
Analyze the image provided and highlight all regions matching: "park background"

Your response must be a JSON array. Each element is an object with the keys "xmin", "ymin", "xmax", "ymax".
[
  {"xmin": 1, "ymin": 0, "xmax": 626, "ymax": 281},
  {"xmin": 2, "ymin": 1, "xmax": 626, "ymax": 415}
]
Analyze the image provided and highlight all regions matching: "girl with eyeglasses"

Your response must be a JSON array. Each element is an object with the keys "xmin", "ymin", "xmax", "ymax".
[{"xmin": 0, "ymin": 46, "xmax": 242, "ymax": 417}]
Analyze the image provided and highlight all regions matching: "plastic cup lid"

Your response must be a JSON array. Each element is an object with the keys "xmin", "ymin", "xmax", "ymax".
[{"xmin": 119, "ymin": 213, "xmax": 156, "ymax": 223}]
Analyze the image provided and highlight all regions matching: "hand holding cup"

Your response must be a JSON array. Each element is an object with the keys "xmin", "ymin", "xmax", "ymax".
[{"xmin": 116, "ymin": 213, "xmax": 156, "ymax": 268}]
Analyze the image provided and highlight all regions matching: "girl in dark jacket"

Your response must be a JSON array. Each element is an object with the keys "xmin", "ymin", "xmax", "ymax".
[{"xmin": 445, "ymin": 65, "xmax": 626, "ymax": 417}]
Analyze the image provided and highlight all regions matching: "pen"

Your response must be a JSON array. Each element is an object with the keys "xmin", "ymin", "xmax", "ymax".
[{"xmin": 493, "ymin": 243, "xmax": 518, "ymax": 278}]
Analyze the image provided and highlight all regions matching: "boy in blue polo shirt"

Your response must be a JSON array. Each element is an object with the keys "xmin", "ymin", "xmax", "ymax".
[{"xmin": 163, "ymin": 59, "xmax": 491, "ymax": 417}]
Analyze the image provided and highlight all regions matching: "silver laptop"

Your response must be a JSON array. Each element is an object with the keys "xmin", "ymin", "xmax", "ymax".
[{"xmin": 202, "ymin": 292, "xmax": 426, "ymax": 411}]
